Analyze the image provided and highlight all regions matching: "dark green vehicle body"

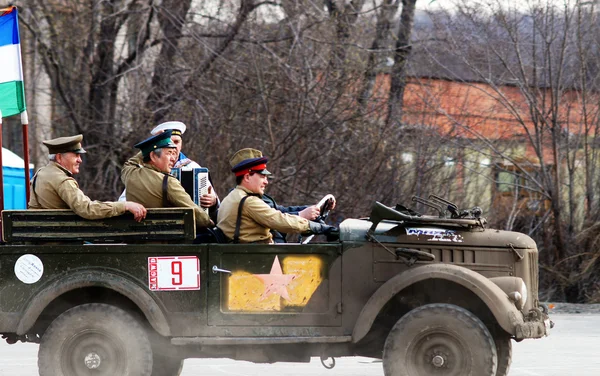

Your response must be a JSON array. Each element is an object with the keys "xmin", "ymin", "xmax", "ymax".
[{"xmin": 0, "ymin": 203, "xmax": 550, "ymax": 375}]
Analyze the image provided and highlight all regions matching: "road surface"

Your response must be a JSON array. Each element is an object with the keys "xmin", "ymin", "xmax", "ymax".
[{"xmin": 0, "ymin": 313, "xmax": 592, "ymax": 375}]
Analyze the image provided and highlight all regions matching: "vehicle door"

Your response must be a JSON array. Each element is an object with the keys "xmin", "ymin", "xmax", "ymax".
[{"xmin": 208, "ymin": 243, "xmax": 342, "ymax": 330}]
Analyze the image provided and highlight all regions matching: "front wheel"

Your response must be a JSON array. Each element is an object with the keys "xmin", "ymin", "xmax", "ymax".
[
  {"xmin": 38, "ymin": 303, "xmax": 153, "ymax": 376},
  {"xmin": 383, "ymin": 303, "xmax": 498, "ymax": 376},
  {"xmin": 494, "ymin": 332, "xmax": 512, "ymax": 376}
]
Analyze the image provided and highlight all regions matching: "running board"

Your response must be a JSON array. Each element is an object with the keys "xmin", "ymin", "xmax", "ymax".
[{"xmin": 172, "ymin": 336, "xmax": 352, "ymax": 346}]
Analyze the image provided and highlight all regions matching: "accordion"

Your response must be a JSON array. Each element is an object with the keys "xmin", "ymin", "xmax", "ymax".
[{"xmin": 171, "ymin": 167, "xmax": 210, "ymax": 213}]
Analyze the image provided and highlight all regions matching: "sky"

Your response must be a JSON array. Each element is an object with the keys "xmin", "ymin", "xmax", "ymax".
[
  {"xmin": 418, "ymin": 0, "xmax": 589, "ymax": 12},
  {"xmin": 191, "ymin": 0, "xmax": 591, "ymax": 26}
]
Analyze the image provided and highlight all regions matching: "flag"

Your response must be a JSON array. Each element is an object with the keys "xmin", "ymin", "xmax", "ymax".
[{"xmin": 0, "ymin": 6, "xmax": 26, "ymax": 117}]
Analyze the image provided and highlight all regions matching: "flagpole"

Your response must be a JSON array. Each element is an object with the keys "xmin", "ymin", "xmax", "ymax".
[
  {"xmin": 0, "ymin": 109, "xmax": 4, "ymax": 214},
  {"xmin": 21, "ymin": 111, "xmax": 30, "ymax": 204}
]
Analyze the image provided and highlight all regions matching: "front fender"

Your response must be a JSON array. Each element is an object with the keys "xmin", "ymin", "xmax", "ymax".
[
  {"xmin": 17, "ymin": 269, "xmax": 170, "ymax": 336},
  {"xmin": 352, "ymin": 263, "xmax": 524, "ymax": 342}
]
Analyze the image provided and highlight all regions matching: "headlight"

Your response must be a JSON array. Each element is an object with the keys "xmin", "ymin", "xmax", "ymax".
[
  {"xmin": 519, "ymin": 279, "xmax": 528, "ymax": 308},
  {"xmin": 490, "ymin": 276, "xmax": 528, "ymax": 310}
]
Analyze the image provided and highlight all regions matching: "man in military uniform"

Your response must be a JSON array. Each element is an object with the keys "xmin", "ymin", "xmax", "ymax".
[
  {"xmin": 121, "ymin": 131, "xmax": 213, "ymax": 227},
  {"xmin": 118, "ymin": 121, "xmax": 219, "ymax": 212},
  {"xmin": 263, "ymin": 192, "xmax": 336, "ymax": 243},
  {"xmin": 28, "ymin": 134, "xmax": 147, "ymax": 221},
  {"xmin": 217, "ymin": 148, "xmax": 336, "ymax": 243}
]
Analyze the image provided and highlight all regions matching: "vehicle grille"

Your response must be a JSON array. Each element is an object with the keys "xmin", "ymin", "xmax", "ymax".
[
  {"xmin": 429, "ymin": 248, "xmax": 476, "ymax": 263},
  {"xmin": 373, "ymin": 245, "xmax": 516, "ymax": 282},
  {"xmin": 528, "ymin": 250, "xmax": 539, "ymax": 305}
]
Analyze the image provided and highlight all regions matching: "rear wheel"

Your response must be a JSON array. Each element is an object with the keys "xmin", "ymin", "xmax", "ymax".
[
  {"xmin": 151, "ymin": 353, "xmax": 183, "ymax": 376},
  {"xmin": 38, "ymin": 303, "xmax": 153, "ymax": 376},
  {"xmin": 147, "ymin": 328, "xmax": 184, "ymax": 376},
  {"xmin": 383, "ymin": 303, "xmax": 498, "ymax": 376}
]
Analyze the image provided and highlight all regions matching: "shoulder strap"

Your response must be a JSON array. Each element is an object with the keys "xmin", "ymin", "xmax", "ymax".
[
  {"xmin": 233, "ymin": 193, "xmax": 262, "ymax": 243},
  {"xmin": 162, "ymin": 175, "xmax": 169, "ymax": 207},
  {"xmin": 233, "ymin": 195, "xmax": 252, "ymax": 244}
]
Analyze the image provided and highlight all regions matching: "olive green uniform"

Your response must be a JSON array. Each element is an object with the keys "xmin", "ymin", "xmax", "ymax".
[
  {"xmin": 121, "ymin": 153, "xmax": 212, "ymax": 227},
  {"xmin": 217, "ymin": 186, "xmax": 310, "ymax": 243},
  {"xmin": 28, "ymin": 162, "xmax": 126, "ymax": 219}
]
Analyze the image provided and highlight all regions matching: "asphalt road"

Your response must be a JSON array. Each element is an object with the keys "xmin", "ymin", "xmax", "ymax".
[{"xmin": 0, "ymin": 313, "xmax": 593, "ymax": 376}]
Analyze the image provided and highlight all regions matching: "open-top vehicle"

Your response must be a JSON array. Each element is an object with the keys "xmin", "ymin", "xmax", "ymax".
[{"xmin": 0, "ymin": 195, "xmax": 550, "ymax": 376}]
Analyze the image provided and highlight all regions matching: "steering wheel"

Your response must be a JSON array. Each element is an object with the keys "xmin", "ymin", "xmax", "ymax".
[
  {"xmin": 302, "ymin": 194, "xmax": 336, "ymax": 245},
  {"xmin": 315, "ymin": 194, "xmax": 335, "ymax": 223}
]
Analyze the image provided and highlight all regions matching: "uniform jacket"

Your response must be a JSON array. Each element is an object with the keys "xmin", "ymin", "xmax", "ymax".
[
  {"xmin": 217, "ymin": 186, "xmax": 310, "ymax": 243},
  {"xmin": 28, "ymin": 162, "xmax": 126, "ymax": 219},
  {"xmin": 121, "ymin": 153, "xmax": 212, "ymax": 227},
  {"xmin": 118, "ymin": 152, "xmax": 219, "ymax": 214},
  {"xmin": 262, "ymin": 193, "xmax": 308, "ymax": 243}
]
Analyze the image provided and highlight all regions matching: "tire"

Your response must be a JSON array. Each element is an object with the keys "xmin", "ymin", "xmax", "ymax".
[
  {"xmin": 146, "ymin": 326, "xmax": 184, "ymax": 376},
  {"xmin": 38, "ymin": 303, "xmax": 153, "ymax": 376},
  {"xmin": 383, "ymin": 303, "xmax": 498, "ymax": 376},
  {"xmin": 494, "ymin": 333, "xmax": 512, "ymax": 376},
  {"xmin": 151, "ymin": 353, "xmax": 184, "ymax": 376}
]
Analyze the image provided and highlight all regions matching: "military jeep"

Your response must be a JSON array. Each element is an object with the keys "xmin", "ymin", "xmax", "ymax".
[{"xmin": 0, "ymin": 196, "xmax": 550, "ymax": 376}]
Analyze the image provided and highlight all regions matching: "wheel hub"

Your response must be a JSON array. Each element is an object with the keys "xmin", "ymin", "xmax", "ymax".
[
  {"xmin": 84, "ymin": 352, "xmax": 102, "ymax": 369},
  {"xmin": 432, "ymin": 354, "xmax": 445, "ymax": 367},
  {"xmin": 426, "ymin": 348, "xmax": 451, "ymax": 370}
]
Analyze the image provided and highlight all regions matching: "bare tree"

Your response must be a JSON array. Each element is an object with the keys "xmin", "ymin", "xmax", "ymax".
[
  {"xmin": 359, "ymin": 0, "xmax": 401, "ymax": 108},
  {"xmin": 21, "ymin": 0, "xmax": 156, "ymax": 196},
  {"xmin": 413, "ymin": 0, "xmax": 600, "ymax": 301},
  {"xmin": 386, "ymin": 0, "xmax": 418, "ymax": 126},
  {"xmin": 18, "ymin": 0, "xmax": 439, "ymax": 230}
]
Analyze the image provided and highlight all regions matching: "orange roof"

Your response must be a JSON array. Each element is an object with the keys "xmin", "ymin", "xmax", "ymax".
[
  {"xmin": 330, "ymin": 74, "xmax": 592, "ymax": 163},
  {"xmin": 400, "ymin": 77, "xmax": 597, "ymax": 142},
  {"xmin": 351, "ymin": 75, "xmax": 597, "ymax": 163}
]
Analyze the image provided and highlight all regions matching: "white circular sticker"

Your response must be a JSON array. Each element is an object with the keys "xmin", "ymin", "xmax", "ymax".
[{"xmin": 14, "ymin": 254, "xmax": 44, "ymax": 284}]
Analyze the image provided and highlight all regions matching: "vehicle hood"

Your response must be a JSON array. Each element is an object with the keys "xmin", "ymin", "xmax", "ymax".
[{"xmin": 339, "ymin": 218, "xmax": 537, "ymax": 249}]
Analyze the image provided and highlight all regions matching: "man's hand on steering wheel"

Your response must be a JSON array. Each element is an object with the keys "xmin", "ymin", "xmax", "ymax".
[
  {"xmin": 299, "ymin": 205, "xmax": 320, "ymax": 220},
  {"xmin": 301, "ymin": 194, "xmax": 338, "ymax": 244}
]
